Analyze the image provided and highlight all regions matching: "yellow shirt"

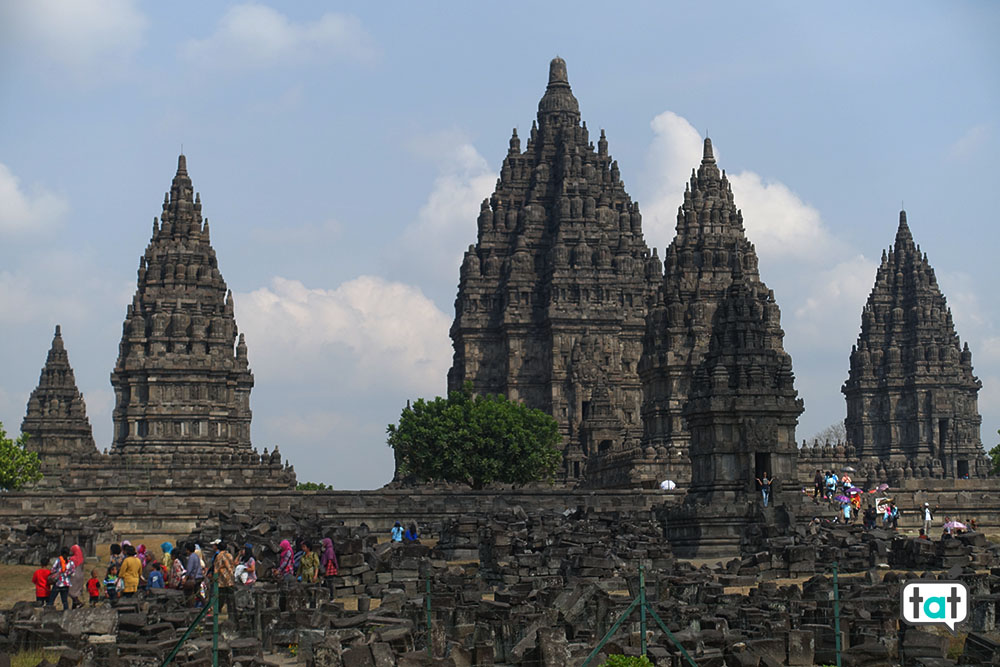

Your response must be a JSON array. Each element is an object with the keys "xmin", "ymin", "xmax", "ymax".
[{"xmin": 120, "ymin": 556, "xmax": 143, "ymax": 593}]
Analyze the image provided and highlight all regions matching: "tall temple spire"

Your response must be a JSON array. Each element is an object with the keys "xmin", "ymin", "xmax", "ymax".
[
  {"xmin": 844, "ymin": 209, "xmax": 984, "ymax": 477},
  {"xmin": 22, "ymin": 325, "xmax": 98, "ymax": 476},
  {"xmin": 111, "ymin": 154, "xmax": 254, "ymax": 455},
  {"xmin": 638, "ymin": 134, "xmax": 765, "ymax": 478},
  {"xmin": 448, "ymin": 58, "xmax": 657, "ymax": 485}
]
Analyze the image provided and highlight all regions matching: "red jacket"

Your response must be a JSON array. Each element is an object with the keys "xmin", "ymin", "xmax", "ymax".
[
  {"xmin": 87, "ymin": 578, "xmax": 101, "ymax": 597},
  {"xmin": 33, "ymin": 568, "xmax": 51, "ymax": 598}
]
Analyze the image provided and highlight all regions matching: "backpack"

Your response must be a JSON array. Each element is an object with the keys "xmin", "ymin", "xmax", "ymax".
[{"xmin": 46, "ymin": 557, "xmax": 65, "ymax": 585}]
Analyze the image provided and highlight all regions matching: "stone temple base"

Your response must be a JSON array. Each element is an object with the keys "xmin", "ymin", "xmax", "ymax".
[{"xmin": 659, "ymin": 495, "xmax": 800, "ymax": 559}]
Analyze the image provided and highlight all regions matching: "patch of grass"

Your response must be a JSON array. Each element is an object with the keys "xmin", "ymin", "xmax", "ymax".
[
  {"xmin": 11, "ymin": 649, "xmax": 60, "ymax": 667},
  {"xmin": 0, "ymin": 564, "xmax": 39, "ymax": 610}
]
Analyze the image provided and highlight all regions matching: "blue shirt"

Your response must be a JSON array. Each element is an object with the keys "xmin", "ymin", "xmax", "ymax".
[
  {"xmin": 148, "ymin": 570, "xmax": 164, "ymax": 589},
  {"xmin": 186, "ymin": 553, "xmax": 203, "ymax": 580},
  {"xmin": 391, "ymin": 526, "xmax": 403, "ymax": 542}
]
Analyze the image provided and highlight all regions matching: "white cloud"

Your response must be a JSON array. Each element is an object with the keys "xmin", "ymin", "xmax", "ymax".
[
  {"xmin": 0, "ymin": 0, "xmax": 147, "ymax": 79},
  {"xmin": 0, "ymin": 163, "xmax": 68, "ymax": 235},
  {"xmin": 790, "ymin": 254, "xmax": 879, "ymax": 349},
  {"xmin": 235, "ymin": 275, "xmax": 452, "ymax": 391},
  {"xmin": 641, "ymin": 111, "xmax": 704, "ymax": 250},
  {"xmin": 948, "ymin": 123, "xmax": 991, "ymax": 161},
  {"xmin": 640, "ymin": 110, "xmax": 840, "ymax": 261},
  {"xmin": 181, "ymin": 4, "xmax": 376, "ymax": 70},
  {"xmin": 393, "ymin": 133, "xmax": 496, "ymax": 295}
]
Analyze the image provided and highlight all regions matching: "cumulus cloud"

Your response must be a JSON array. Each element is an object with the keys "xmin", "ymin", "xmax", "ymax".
[
  {"xmin": 790, "ymin": 255, "xmax": 879, "ymax": 349},
  {"xmin": 392, "ymin": 133, "xmax": 496, "ymax": 298},
  {"xmin": 235, "ymin": 275, "xmax": 452, "ymax": 391},
  {"xmin": 641, "ymin": 111, "xmax": 705, "ymax": 249},
  {"xmin": 181, "ymin": 4, "xmax": 377, "ymax": 70},
  {"xmin": 0, "ymin": 163, "xmax": 69, "ymax": 235},
  {"xmin": 640, "ymin": 110, "xmax": 841, "ymax": 261},
  {"xmin": 0, "ymin": 0, "xmax": 147, "ymax": 80}
]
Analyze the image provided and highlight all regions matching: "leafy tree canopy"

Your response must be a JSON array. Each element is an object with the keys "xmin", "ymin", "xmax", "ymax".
[
  {"xmin": 387, "ymin": 384, "xmax": 562, "ymax": 490},
  {"xmin": 297, "ymin": 481, "xmax": 333, "ymax": 491},
  {"xmin": 0, "ymin": 422, "xmax": 42, "ymax": 492},
  {"xmin": 988, "ymin": 430, "xmax": 1000, "ymax": 475}
]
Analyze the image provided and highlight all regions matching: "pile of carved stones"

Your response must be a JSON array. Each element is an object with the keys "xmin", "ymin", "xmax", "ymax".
[
  {"xmin": 5, "ymin": 512, "xmax": 1000, "ymax": 665},
  {"xmin": 0, "ymin": 514, "xmax": 112, "ymax": 566}
]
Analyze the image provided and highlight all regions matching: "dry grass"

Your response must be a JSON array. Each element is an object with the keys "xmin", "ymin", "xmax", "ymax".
[
  {"xmin": 0, "ymin": 564, "xmax": 39, "ymax": 609},
  {"xmin": 11, "ymin": 649, "xmax": 61, "ymax": 667}
]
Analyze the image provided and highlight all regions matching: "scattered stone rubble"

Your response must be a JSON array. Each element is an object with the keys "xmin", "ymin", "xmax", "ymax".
[{"xmin": 4, "ymin": 509, "xmax": 1000, "ymax": 666}]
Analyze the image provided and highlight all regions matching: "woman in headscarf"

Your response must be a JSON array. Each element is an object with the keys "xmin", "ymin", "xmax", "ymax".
[
  {"xmin": 68, "ymin": 545, "xmax": 86, "ymax": 609},
  {"xmin": 160, "ymin": 542, "xmax": 174, "ymax": 571},
  {"xmin": 274, "ymin": 539, "xmax": 294, "ymax": 583},
  {"xmin": 137, "ymin": 544, "xmax": 148, "ymax": 567},
  {"xmin": 320, "ymin": 537, "xmax": 339, "ymax": 599},
  {"xmin": 237, "ymin": 543, "xmax": 257, "ymax": 586},
  {"xmin": 168, "ymin": 547, "xmax": 186, "ymax": 589}
]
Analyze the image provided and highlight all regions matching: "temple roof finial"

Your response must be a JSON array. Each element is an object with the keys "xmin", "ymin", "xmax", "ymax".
[
  {"xmin": 538, "ymin": 57, "xmax": 580, "ymax": 117},
  {"xmin": 177, "ymin": 153, "xmax": 187, "ymax": 175},
  {"xmin": 703, "ymin": 137, "xmax": 715, "ymax": 164}
]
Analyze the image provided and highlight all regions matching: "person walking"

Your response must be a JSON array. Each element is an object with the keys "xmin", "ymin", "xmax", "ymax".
[
  {"xmin": 68, "ymin": 545, "xmax": 86, "ymax": 609},
  {"xmin": 119, "ymin": 544, "xmax": 144, "ymax": 598},
  {"xmin": 32, "ymin": 558, "xmax": 51, "ymax": 607},
  {"xmin": 46, "ymin": 547, "xmax": 74, "ymax": 610},
  {"xmin": 213, "ymin": 541, "xmax": 235, "ymax": 615},
  {"xmin": 756, "ymin": 473, "xmax": 774, "ymax": 508},
  {"xmin": 320, "ymin": 538, "xmax": 339, "ymax": 600},
  {"xmin": 298, "ymin": 541, "xmax": 319, "ymax": 584},
  {"xmin": 812, "ymin": 469, "xmax": 823, "ymax": 501},
  {"xmin": 274, "ymin": 540, "xmax": 295, "ymax": 583}
]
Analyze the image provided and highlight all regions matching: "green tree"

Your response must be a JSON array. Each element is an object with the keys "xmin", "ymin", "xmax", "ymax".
[
  {"xmin": 989, "ymin": 429, "xmax": 1000, "ymax": 475},
  {"xmin": 600, "ymin": 656, "xmax": 654, "ymax": 667},
  {"xmin": 387, "ymin": 384, "xmax": 562, "ymax": 489},
  {"xmin": 297, "ymin": 481, "xmax": 333, "ymax": 491},
  {"xmin": 0, "ymin": 422, "xmax": 42, "ymax": 491}
]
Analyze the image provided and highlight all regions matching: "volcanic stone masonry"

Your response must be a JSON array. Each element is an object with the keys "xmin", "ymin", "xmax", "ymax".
[
  {"xmin": 20, "ymin": 325, "xmax": 99, "ymax": 483},
  {"xmin": 844, "ymin": 210, "xmax": 987, "ymax": 479},
  {"xmin": 447, "ymin": 57, "xmax": 660, "ymax": 483},
  {"xmin": 18, "ymin": 155, "xmax": 295, "ymax": 493},
  {"xmin": 110, "ymin": 154, "xmax": 254, "ymax": 455}
]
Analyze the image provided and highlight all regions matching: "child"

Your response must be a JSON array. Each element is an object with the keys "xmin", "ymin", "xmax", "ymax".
[
  {"xmin": 87, "ymin": 569, "xmax": 101, "ymax": 605},
  {"xmin": 104, "ymin": 565, "xmax": 120, "ymax": 606},
  {"xmin": 32, "ymin": 557, "xmax": 51, "ymax": 606},
  {"xmin": 148, "ymin": 563, "xmax": 165, "ymax": 589}
]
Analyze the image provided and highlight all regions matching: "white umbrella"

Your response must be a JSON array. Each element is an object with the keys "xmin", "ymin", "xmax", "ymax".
[{"xmin": 660, "ymin": 479, "xmax": 677, "ymax": 490}]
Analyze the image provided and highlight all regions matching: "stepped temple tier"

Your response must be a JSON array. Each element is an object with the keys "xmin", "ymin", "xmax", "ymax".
[
  {"xmin": 843, "ymin": 210, "xmax": 987, "ymax": 479},
  {"xmin": 447, "ymin": 58, "xmax": 659, "ymax": 482}
]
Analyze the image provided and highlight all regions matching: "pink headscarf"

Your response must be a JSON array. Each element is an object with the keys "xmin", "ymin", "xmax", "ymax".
[
  {"xmin": 279, "ymin": 539, "xmax": 291, "ymax": 553},
  {"xmin": 320, "ymin": 538, "xmax": 338, "ymax": 570},
  {"xmin": 137, "ymin": 544, "xmax": 148, "ymax": 566},
  {"xmin": 70, "ymin": 544, "xmax": 84, "ymax": 567}
]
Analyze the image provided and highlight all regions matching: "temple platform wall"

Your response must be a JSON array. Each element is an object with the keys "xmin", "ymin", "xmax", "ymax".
[{"xmin": 4, "ymin": 479, "xmax": 1000, "ymax": 561}]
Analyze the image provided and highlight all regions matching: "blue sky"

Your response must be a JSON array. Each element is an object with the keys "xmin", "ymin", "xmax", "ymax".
[{"xmin": 1, "ymin": 1, "xmax": 997, "ymax": 489}]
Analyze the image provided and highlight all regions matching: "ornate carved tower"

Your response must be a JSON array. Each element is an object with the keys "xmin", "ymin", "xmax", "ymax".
[
  {"xmin": 683, "ymin": 271, "xmax": 803, "ymax": 505},
  {"xmin": 22, "ymin": 325, "xmax": 98, "ymax": 477},
  {"xmin": 447, "ymin": 58, "xmax": 659, "ymax": 482},
  {"xmin": 636, "ymin": 138, "xmax": 765, "ymax": 483},
  {"xmin": 843, "ymin": 210, "xmax": 985, "ymax": 477},
  {"xmin": 110, "ymin": 155, "xmax": 254, "ymax": 454}
]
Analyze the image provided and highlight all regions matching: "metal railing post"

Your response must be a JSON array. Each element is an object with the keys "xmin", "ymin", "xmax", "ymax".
[
  {"xmin": 639, "ymin": 564, "xmax": 647, "ymax": 657},
  {"xmin": 212, "ymin": 574, "xmax": 219, "ymax": 667},
  {"xmin": 833, "ymin": 561, "xmax": 842, "ymax": 667},
  {"xmin": 425, "ymin": 577, "xmax": 432, "ymax": 658}
]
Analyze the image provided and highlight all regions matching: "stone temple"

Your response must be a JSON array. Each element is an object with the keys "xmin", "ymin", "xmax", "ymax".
[
  {"xmin": 111, "ymin": 154, "xmax": 254, "ymax": 455},
  {"xmin": 843, "ymin": 210, "xmax": 986, "ymax": 478},
  {"xmin": 21, "ymin": 325, "xmax": 99, "ymax": 483},
  {"xmin": 447, "ymin": 57, "xmax": 659, "ymax": 482},
  {"xmin": 19, "ymin": 155, "xmax": 295, "ymax": 492}
]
